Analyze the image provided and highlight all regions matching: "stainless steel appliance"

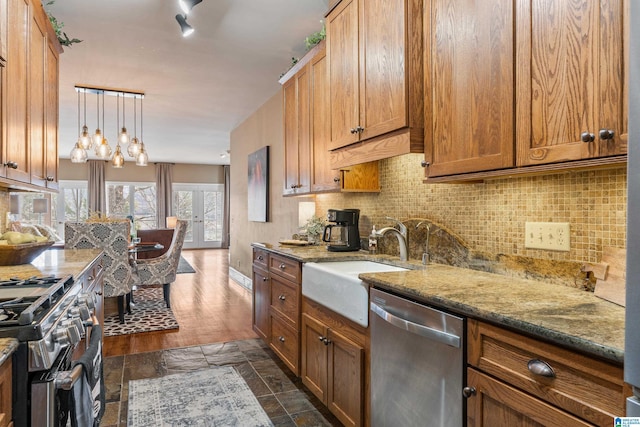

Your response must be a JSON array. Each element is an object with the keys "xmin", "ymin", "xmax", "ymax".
[
  {"xmin": 322, "ymin": 208, "xmax": 361, "ymax": 252},
  {"xmin": 626, "ymin": 1, "xmax": 640, "ymax": 415},
  {"xmin": 0, "ymin": 274, "xmax": 100, "ymax": 426},
  {"xmin": 370, "ymin": 288, "xmax": 465, "ymax": 426}
]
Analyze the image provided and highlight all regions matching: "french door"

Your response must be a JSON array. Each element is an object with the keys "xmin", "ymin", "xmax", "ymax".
[{"xmin": 173, "ymin": 184, "xmax": 224, "ymax": 249}]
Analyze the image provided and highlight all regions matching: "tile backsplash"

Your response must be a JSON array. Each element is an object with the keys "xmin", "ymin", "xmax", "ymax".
[{"xmin": 315, "ymin": 154, "xmax": 626, "ymax": 265}]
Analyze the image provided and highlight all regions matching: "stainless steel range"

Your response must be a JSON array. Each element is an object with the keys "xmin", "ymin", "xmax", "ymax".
[{"xmin": 0, "ymin": 273, "xmax": 99, "ymax": 426}]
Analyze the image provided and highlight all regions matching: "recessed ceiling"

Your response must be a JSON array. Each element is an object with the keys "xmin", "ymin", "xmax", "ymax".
[{"xmin": 52, "ymin": 0, "xmax": 329, "ymax": 165}]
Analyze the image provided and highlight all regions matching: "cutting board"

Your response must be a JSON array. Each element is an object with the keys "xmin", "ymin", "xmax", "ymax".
[{"xmin": 590, "ymin": 247, "xmax": 626, "ymax": 307}]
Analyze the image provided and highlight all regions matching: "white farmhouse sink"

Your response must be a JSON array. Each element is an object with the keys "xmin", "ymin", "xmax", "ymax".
[{"xmin": 302, "ymin": 261, "xmax": 409, "ymax": 327}]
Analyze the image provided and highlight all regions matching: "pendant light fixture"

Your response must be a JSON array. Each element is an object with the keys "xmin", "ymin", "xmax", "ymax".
[
  {"xmin": 136, "ymin": 96, "xmax": 149, "ymax": 166},
  {"xmin": 92, "ymin": 91, "xmax": 103, "ymax": 148},
  {"xmin": 79, "ymin": 90, "xmax": 92, "ymax": 149},
  {"xmin": 95, "ymin": 92, "xmax": 112, "ymax": 159},
  {"xmin": 178, "ymin": 0, "xmax": 202, "ymax": 15},
  {"xmin": 74, "ymin": 85, "xmax": 147, "ymax": 166},
  {"xmin": 112, "ymin": 93, "xmax": 125, "ymax": 168},
  {"xmin": 70, "ymin": 90, "xmax": 88, "ymax": 163},
  {"xmin": 118, "ymin": 93, "xmax": 130, "ymax": 145},
  {"xmin": 127, "ymin": 95, "xmax": 141, "ymax": 157}
]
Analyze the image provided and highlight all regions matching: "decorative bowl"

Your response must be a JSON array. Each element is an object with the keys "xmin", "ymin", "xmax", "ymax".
[{"xmin": 0, "ymin": 241, "xmax": 54, "ymax": 266}]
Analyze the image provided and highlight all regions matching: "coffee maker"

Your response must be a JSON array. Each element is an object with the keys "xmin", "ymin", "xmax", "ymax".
[{"xmin": 322, "ymin": 209, "xmax": 361, "ymax": 252}]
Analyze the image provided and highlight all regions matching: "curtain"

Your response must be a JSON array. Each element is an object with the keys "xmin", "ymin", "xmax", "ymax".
[
  {"xmin": 156, "ymin": 163, "xmax": 174, "ymax": 228},
  {"xmin": 88, "ymin": 160, "xmax": 106, "ymax": 215},
  {"xmin": 222, "ymin": 165, "xmax": 230, "ymax": 248}
]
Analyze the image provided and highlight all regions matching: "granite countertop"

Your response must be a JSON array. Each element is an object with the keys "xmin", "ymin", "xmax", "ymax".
[
  {"xmin": 0, "ymin": 248, "xmax": 103, "ymax": 281},
  {"xmin": 0, "ymin": 338, "xmax": 19, "ymax": 366},
  {"xmin": 252, "ymin": 242, "xmax": 625, "ymax": 365}
]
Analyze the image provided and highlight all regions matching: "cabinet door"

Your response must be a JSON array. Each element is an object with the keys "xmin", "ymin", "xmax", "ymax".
[
  {"xmin": 358, "ymin": 0, "xmax": 408, "ymax": 142},
  {"xmin": 301, "ymin": 313, "xmax": 328, "ymax": 403},
  {"xmin": 282, "ymin": 64, "xmax": 311, "ymax": 195},
  {"xmin": 466, "ymin": 368, "xmax": 593, "ymax": 427},
  {"xmin": 45, "ymin": 41, "xmax": 59, "ymax": 189},
  {"xmin": 252, "ymin": 265, "xmax": 270, "ymax": 341},
  {"xmin": 29, "ymin": 5, "xmax": 46, "ymax": 188},
  {"xmin": 0, "ymin": 357, "xmax": 11, "ymax": 427},
  {"xmin": 425, "ymin": 0, "xmax": 515, "ymax": 177},
  {"xmin": 327, "ymin": 328, "xmax": 363, "ymax": 427},
  {"xmin": 516, "ymin": 0, "xmax": 627, "ymax": 166},
  {"xmin": 327, "ymin": 0, "xmax": 359, "ymax": 150},
  {"xmin": 5, "ymin": 0, "xmax": 30, "ymax": 183},
  {"xmin": 0, "ymin": 0, "xmax": 6, "ymax": 61}
]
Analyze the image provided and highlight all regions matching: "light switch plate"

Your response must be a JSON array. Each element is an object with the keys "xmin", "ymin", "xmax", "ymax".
[{"xmin": 524, "ymin": 222, "xmax": 570, "ymax": 251}]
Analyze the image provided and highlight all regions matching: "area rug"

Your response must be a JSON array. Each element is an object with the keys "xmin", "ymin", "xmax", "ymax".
[
  {"xmin": 103, "ymin": 287, "xmax": 179, "ymax": 337},
  {"xmin": 177, "ymin": 256, "xmax": 196, "ymax": 274},
  {"xmin": 128, "ymin": 366, "xmax": 273, "ymax": 427}
]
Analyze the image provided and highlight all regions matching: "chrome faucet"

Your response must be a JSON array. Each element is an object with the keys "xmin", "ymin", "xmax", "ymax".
[
  {"xmin": 415, "ymin": 221, "xmax": 431, "ymax": 265},
  {"xmin": 378, "ymin": 217, "xmax": 408, "ymax": 261}
]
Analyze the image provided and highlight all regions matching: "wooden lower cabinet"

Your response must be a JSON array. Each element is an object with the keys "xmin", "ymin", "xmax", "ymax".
[
  {"xmin": 301, "ymin": 300, "xmax": 364, "ymax": 427},
  {"xmin": 0, "ymin": 356, "xmax": 11, "ymax": 427},
  {"xmin": 252, "ymin": 265, "xmax": 270, "ymax": 341},
  {"xmin": 466, "ymin": 319, "xmax": 625, "ymax": 426}
]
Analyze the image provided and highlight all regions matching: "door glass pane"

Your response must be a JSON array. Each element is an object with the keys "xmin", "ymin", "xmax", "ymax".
[
  {"xmin": 107, "ymin": 184, "xmax": 131, "ymax": 218},
  {"xmin": 203, "ymin": 190, "xmax": 223, "ymax": 241},
  {"xmin": 134, "ymin": 184, "xmax": 157, "ymax": 230},
  {"xmin": 173, "ymin": 190, "xmax": 194, "ymax": 242},
  {"xmin": 62, "ymin": 188, "xmax": 88, "ymax": 223}
]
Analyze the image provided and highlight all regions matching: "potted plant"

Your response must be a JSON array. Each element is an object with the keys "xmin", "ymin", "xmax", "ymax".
[{"xmin": 302, "ymin": 215, "xmax": 326, "ymax": 244}]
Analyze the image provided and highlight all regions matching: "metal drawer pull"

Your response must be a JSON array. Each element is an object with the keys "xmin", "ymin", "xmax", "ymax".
[
  {"xmin": 257, "ymin": 255, "xmax": 264, "ymax": 261},
  {"xmin": 279, "ymin": 263, "xmax": 286, "ymax": 269},
  {"xmin": 527, "ymin": 359, "xmax": 555, "ymax": 378},
  {"xmin": 278, "ymin": 295, "xmax": 286, "ymax": 301},
  {"xmin": 278, "ymin": 336, "xmax": 285, "ymax": 343},
  {"xmin": 262, "ymin": 276, "xmax": 268, "ymax": 282}
]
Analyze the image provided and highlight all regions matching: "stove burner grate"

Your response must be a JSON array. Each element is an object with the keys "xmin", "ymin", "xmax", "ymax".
[{"xmin": 0, "ymin": 275, "xmax": 61, "ymax": 287}]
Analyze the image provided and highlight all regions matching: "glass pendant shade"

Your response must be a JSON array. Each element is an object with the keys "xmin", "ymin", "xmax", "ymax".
[
  {"xmin": 70, "ymin": 141, "xmax": 88, "ymax": 163},
  {"xmin": 112, "ymin": 144, "xmax": 125, "ymax": 168},
  {"xmin": 127, "ymin": 137, "xmax": 141, "ymax": 157},
  {"xmin": 176, "ymin": 14, "xmax": 194, "ymax": 37},
  {"xmin": 96, "ymin": 137, "xmax": 112, "ymax": 159},
  {"xmin": 136, "ymin": 142, "xmax": 148, "ymax": 166},
  {"xmin": 92, "ymin": 129, "xmax": 103, "ymax": 148},
  {"xmin": 80, "ymin": 126, "xmax": 92, "ymax": 149},
  {"xmin": 119, "ymin": 127, "xmax": 130, "ymax": 145}
]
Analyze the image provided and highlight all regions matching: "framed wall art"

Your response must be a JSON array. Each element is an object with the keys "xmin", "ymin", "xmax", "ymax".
[{"xmin": 247, "ymin": 146, "xmax": 269, "ymax": 222}]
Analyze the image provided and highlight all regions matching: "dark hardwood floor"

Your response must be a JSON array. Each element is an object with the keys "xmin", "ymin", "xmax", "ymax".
[{"xmin": 103, "ymin": 248, "xmax": 259, "ymax": 358}]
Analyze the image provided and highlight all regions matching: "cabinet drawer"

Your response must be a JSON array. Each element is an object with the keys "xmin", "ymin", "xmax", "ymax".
[
  {"xmin": 253, "ymin": 248, "xmax": 269, "ymax": 269},
  {"xmin": 270, "ymin": 275, "xmax": 299, "ymax": 327},
  {"xmin": 270, "ymin": 314, "xmax": 299, "ymax": 375},
  {"xmin": 269, "ymin": 254, "xmax": 301, "ymax": 283},
  {"xmin": 468, "ymin": 320, "xmax": 624, "ymax": 425}
]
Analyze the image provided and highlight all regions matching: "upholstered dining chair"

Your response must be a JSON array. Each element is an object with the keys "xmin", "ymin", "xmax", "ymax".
[
  {"xmin": 65, "ymin": 221, "xmax": 137, "ymax": 323},
  {"xmin": 135, "ymin": 219, "xmax": 188, "ymax": 308}
]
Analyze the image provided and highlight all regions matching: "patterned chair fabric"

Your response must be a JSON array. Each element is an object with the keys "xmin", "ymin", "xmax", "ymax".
[
  {"xmin": 64, "ymin": 221, "xmax": 135, "ymax": 299},
  {"xmin": 135, "ymin": 220, "xmax": 188, "ymax": 308}
]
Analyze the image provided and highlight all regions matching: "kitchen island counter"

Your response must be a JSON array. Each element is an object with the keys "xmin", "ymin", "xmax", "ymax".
[
  {"xmin": 0, "ymin": 248, "xmax": 104, "ymax": 280},
  {"xmin": 252, "ymin": 243, "xmax": 624, "ymax": 364}
]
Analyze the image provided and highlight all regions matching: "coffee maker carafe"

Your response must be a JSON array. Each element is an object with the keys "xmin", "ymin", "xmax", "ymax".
[{"xmin": 322, "ymin": 209, "xmax": 361, "ymax": 252}]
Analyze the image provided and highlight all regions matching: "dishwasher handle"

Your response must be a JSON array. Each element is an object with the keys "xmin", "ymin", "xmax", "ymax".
[{"xmin": 371, "ymin": 301, "xmax": 461, "ymax": 348}]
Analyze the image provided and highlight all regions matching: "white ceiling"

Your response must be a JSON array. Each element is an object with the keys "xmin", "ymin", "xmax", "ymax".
[{"xmin": 52, "ymin": 0, "xmax": 329, "ymax": 165}]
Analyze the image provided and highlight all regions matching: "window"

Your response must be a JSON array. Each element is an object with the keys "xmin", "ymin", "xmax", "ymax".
[
  {"xmin": 106, "ymin": 182, "xmax": 157, "ymax": 230},
  {"xmin": 55, "ymin": 181, "xmax": 90, "ymax": 237}
]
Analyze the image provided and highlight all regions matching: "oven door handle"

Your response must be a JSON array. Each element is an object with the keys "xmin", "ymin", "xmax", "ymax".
[
  {"xmin": 371, "ymin": 301, "xmax": 461, "ymax": 348},
  {"xmin": 55, "ymin": 315, "xmax": 101, "ymax": 391}
]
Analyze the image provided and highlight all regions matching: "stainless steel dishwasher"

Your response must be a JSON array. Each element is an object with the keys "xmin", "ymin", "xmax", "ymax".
[{"xmin": 370, "ymin": 288, "xmax": 465, "ymax": 427}]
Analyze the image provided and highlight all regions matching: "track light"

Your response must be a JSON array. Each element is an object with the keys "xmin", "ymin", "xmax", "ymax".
[
  {"xmin": 176, "ymin": 14, "xmax": 194, "ymax": 37},
  {"xmin": 179, "ymin": 0, "xmax": 202, "ymax": 15}
]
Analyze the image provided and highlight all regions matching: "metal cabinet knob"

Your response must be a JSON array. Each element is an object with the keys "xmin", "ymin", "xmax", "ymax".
[
  {"xmin": 279, "ymin": 263, "xmax": 286, "ymax": 269},
  {"xmin": 350, "ymin": 128, "xmax": 357, "ymax": 134},
  {"xmin": 527, "ymin": 359, "xmax": 555, "ymax": 378},
  {"xmin": 355, "ymin": 126, "xmax": 364, "ymax": 133},
  {"xmin": 278, "ymin": 336, "xmax": 285, "ymax": 343},
  {"xmin": 46, "ymin": 176, "xmax": 54, "ymax": 181},
  {"xmin": 4, "ymin": 161, "xmax": 18, "ymax": 169},
  {"xmin": 462, "ymin": 386, "xmax": 477, "ymax": 398},
  {"xmin": 257, "ymin": 255, "xmax": 264, "ymax": 261},
  {"xmin": 599, "ymin": 129, "xmax": 615, "ymax": 140},
  {"xmin": 278, "ymin": 294, "xmax": 286, "ymax": 301},
  {"xmin": 420, "ymin": 160, "xmax": 430, "ymax": 168},
  {"xmin": 322, "ymin": 338, "xmax": 331, "ymax": 346},
  {"xmin": 262, "ymin": 276, "xmax": 267, "ymax": 282},
  {"xmin": 333, "ymin": 177, "xmax": 340, "ymax": 183},
  {"xmin": 581, "ymin": 132, "xmax": 595, "ymax": 143}
]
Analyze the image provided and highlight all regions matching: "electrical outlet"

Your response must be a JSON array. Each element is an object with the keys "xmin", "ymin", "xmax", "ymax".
[{"xmin": 524, "ymin": 222, "xmax": 570, "ymax": 251}]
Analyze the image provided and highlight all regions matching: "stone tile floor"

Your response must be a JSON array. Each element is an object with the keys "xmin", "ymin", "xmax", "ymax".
[{"xmin": 100, "ymin": 338, "xmax": 343, "ymax": 426}]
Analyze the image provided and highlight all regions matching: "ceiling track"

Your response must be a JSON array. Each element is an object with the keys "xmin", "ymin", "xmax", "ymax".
[{"xmin": 74, "ymin": 84, "xmax": 145, "ymax": 99}]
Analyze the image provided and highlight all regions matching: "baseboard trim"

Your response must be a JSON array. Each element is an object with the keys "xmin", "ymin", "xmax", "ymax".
[{"xmin": 229, "ymin": 267, "xmax": 252, "ymax": 291}]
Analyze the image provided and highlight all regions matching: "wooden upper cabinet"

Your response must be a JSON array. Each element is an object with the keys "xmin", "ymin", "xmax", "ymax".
[
  {"xmin": 516, "ymin": 0, "xmax": 628, "ymax": 166},
  {"xmin": 310, "ymin": 44, "xmax": 380, "ymax": 193},
  {"xmin": 45, "ymin": 40, "xmax": 59, "ymax": 189},
  {"xmin": 326, "ymin": 0, "xmax": 424, "ymax": 168},
  {"xmin": 0, "ymin": 0, "xmax": 6, "ymax": 61},
  {"xmin": 424, "ymin": 0, "xmax": 515, "ymax": 178},
  {"xmin": 29, "ymin": 6, "xmax": 47, "ymax": 188}
]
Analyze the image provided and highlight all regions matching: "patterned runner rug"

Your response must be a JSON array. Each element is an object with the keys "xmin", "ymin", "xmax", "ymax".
[
  {"xmin": 128, "ymin": 366, "xmax": 273, "ymax": 426},
  {"xmin": 103, "ymin": 287, "xmax": 179, "ymax": 337}
]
